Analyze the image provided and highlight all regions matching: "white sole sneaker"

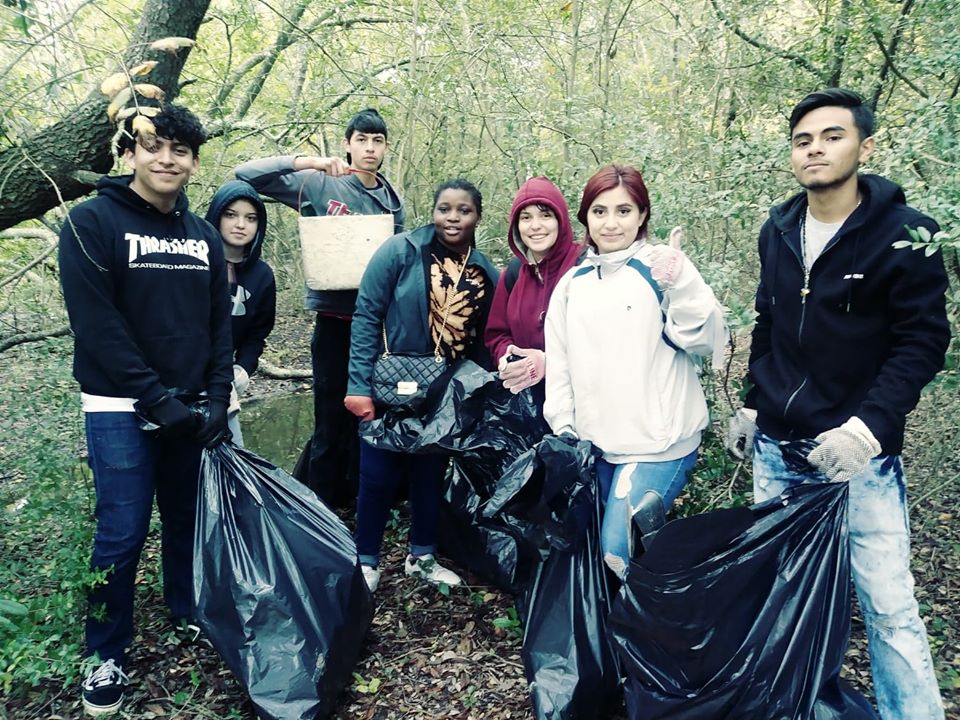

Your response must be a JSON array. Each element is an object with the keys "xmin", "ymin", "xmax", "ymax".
[
  {"xmin": 361, "ymin": 564, "xmax": 381, "ymax": 592},
  {"xmin": 404, "ymin": 554, "xmax": 462, "ymax": 587}
]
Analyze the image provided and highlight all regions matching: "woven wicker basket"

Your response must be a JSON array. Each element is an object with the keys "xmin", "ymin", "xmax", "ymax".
[{"xmin": 298, "ymin": 213, "xmax": 394, "ymax": 290}]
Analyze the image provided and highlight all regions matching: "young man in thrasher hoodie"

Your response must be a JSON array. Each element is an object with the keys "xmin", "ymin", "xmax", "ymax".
[
  {"xmin": 235, "ymin": 108, "xmax": 404, "ymax": 506},
  {"xmin": 59, "ymin": 103, "xmax": 233, "ymax": 717}
]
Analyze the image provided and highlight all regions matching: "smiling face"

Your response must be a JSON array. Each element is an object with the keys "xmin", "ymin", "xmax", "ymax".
[
  {"xmin": 343, "ymin": 130, "xmax": 387, "ymax": 173},
  {"xmin": 124, "ymin": 136, "xmax": 198, "ymax": 210},
  {"xmin": 433, "ymin": 188, "xmax": 480, "ymax": 251},
  {"xmin": 219, "ymin": 198, "xmax": 259, "ymax": 253},
  {"xmin": 516, "ymin": 204, "xmax": 559, "ymax": 260},
  {"xmin": 585, "ymin": 184, "xmax": 648, "ymax": 254},
  {"xmin": 790, "ymin": 105, "xmax": 874, "ymax": 191}
]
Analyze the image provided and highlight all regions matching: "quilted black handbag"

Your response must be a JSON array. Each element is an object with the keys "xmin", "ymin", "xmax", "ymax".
[
  {"xmin": 372, "ymin": 348, "xmax": 448, "ymax": 410},
  {"xmin": 371, "ymin": 247, "xmax": 471, "ymax": 411}
]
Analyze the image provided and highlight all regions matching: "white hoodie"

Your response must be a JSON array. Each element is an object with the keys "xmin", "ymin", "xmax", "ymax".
[{"xmin": 543, "ymin": 241, "xmax": 726, "ymax": 463}]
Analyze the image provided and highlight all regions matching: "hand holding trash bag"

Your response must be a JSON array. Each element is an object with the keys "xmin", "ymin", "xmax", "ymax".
[
  {"xmin": 196, "ymin": 399, "xmax": 229, "ymax": 448},
  {"xmin": 499, "ymin": 345, "xmax": 546, "ymax": 394},
  {"xmin": 344, "ymin": 394, "xmax": 376, "ymax": 422},
  {"xmin": 807, "ymin": 418, "xmax": 880, "ymax": 483}
]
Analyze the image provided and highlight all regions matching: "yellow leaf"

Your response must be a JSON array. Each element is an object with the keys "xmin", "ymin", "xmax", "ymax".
[
  {"xmin": 150, "ymin": 36, "xmax": 196, "ymax": 54},
  {"xmin": 106, "ymin": 86, "xmax": 133, "ymax": 121},
  {"xmin": 114, "ymin": 107, "xmax": 139, "ymax": 122},
  {"xmin": 129, "ymin": 61, "xmax": 158, "ymax": 77},
  {"xmin": 137, "ymin": 106, "xmax": 161, "ymax": 117},
  {"xmin": 132, "ymin": 115, "xmax": 158, "ymax": 150},
  {"xmin": 133, "ymin": 83, "xmax": 165, "ymax": 101},
  {"xmin": 100, "ymin": 72, "xmax": 129, "ymax": 99}
]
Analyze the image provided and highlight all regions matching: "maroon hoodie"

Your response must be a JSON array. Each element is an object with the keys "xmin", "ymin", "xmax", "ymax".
[{"xmin": 484, "ymin": 177, "xmax": 582, "ymax": 363}]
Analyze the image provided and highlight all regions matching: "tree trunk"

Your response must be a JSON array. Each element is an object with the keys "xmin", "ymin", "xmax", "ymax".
[{"xmin": 0, "ymin": 0, "xmax": 211, "ymax": 232}]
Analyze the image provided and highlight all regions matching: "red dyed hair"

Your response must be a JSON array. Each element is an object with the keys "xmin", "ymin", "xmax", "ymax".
[{"xmin": 577, "ymin": 164, "xmax": 651, "ymax": 249}]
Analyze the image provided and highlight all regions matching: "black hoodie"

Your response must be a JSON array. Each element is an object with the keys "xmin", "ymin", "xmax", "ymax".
[
  {"xmin": 746, "ymin": 174, "xmax": 950, "ymax": 454},
  {"xmin": 204, "ymin": 180, "xmax": 276, "ymax": 375},
  {"xmin": 59, "ymin": 175, "xmax": 233, "ymax": 405}
]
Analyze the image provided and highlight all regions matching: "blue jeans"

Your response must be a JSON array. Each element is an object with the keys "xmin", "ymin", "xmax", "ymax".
[
  {"xmin": 596, "ymin": 451, "xmax": 697, "ymax": 577},
  {"xmin": 85, "ymin": 412, "xmax": 202, "ymax": 665},
  {"xmin": 354, "ymin": 441, "xmax": 449, "ymax": 567},
  {"xmin": 753, "ymin": 432, "xmax": 944, "ymax": 720}
]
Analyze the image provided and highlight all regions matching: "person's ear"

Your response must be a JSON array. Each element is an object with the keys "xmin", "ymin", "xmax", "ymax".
[
  {"xmin": 858, "ymin": 136, "xmax": 875, "ymax": 164},
  {"xmin": 123, "ymin": 147, "xmax": 136, "ymax": 171}
]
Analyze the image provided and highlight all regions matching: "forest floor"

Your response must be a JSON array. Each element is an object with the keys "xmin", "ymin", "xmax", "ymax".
[{"xmin": 4, "ymin": 312, "xmax": 958, "ymax": 719}]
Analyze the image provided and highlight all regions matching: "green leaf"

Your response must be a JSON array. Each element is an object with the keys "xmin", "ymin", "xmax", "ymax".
[
  {"xmin": 0, "ymin": 599, "xmax": 28, "ymax": 617},
  {"xmin": 891, "ymin": 240, "xmax": 912, "ymax": 249},
  {"xmin": 916, "ymin": 225, "xmax": 932, "ymax": 242}
]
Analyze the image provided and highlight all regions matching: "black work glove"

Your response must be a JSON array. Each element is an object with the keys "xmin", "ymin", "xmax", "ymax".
[
  {"xmin": 134, "ymin": 395, "xmax": 197, "ymax": 438},
  {"xmin": 195, "ymin": 399, "xmax": 230, "ymax": 449}
]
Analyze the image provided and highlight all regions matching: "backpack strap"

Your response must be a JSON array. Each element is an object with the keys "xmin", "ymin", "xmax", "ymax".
[
  {"xmin": 625, "ymin": 259, "xmax": 682, "ymax": 353},
  {"xmin": 504, "ymin": 257, "xmax": 523, "ymax": 294}
]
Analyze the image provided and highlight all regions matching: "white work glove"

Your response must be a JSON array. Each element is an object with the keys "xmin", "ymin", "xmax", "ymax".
[
  {"xmin": 807, "ymin": 418, "xmax": 881, "ymax": 483},
  {"xmin": 647, "ymin": 226, "xmax": 685, "ymax": 290},
  {"xmin": 725, "ymin": 408, "xmax": 757, "ymax": 460},
  {"xmin": 498, "ymin": 345, "xmax": 546, "ymax": 394},
  {"xmin": 233, "ymin": 364, "xmax": 250, "ymax": 395},
  {"xmin": 227, "ymin": 384, "xmax": 241, "ymax": 415}
]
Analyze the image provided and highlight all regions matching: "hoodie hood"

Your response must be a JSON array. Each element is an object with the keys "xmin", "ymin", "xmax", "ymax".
[
  {"xmin": 204, "ymin": 180, "xmax": 268, "ymax": 267},
  {"xmin": 507, "ymin": 177, "xmax": 578, "ymax": 273},
  {"xmin": 769, "ymin": 173, "xmax": 906, "ymax": 233}
]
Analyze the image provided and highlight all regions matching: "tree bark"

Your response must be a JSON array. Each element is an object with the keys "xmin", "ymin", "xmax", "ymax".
[{"xmin": 0, "ymin": 0, "xmax": 211, "ymax": 231}]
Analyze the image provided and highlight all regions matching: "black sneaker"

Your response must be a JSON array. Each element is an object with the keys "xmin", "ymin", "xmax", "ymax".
[{"xmin": 81, "ymin": 658, "xmax": 128, "ymax": 716}]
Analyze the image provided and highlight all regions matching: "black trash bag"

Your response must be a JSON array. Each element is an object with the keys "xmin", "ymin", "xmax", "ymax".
[
  {"xmin": 607, "ymin": 482, "xmax": 878, "ymax": 720},
  {"xmin": 484, "ymin": 435, "xmax": 600, "ymax": 560},
  {"xmin": 360, "ymin": 361, "xmax": 548, "ymax": 591},
  {"xmin": 437, "ymin": 458, "xmax": 529, "ymax": 592},
  {"xmin": 487, "ymin": 436, "xmax": 622, "ymax": 719},
  {"xmin": 195, "ymin": 444, "xmax": 373, "ymax": 720},
  {"xmin": 359, "ymin": 360, "xmax": 546, "ymax": 457}
]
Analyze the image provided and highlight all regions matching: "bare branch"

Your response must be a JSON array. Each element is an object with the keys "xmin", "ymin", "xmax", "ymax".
[
  {"xmin": 258, "ymin": 358, "xmax": 311, "ymax": 379},
  {"xmin": 0, "ymin": 231, "xmax": 57, "ymax": 291},
  {"xmin": 0, "ymin": 325, "xmax": 71, "ymax": 354},
  {"xmin": 869, "ymin": 0, "xmax": 926, "ymax": 109},
  {"xmin": 708, "ymin": 0, "xmax": 826, "ymax": 81}
]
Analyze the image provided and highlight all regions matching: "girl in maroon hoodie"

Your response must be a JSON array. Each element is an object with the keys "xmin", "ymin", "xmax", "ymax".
[{"xmin": 484, "ymin": 177, "xmax": 583, "ymax": 409}]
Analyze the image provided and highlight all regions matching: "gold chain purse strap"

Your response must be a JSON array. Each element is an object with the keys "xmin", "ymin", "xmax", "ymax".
[{"xmin": 380, "ymin": 246, "xmax": 472, "ymax": 363}]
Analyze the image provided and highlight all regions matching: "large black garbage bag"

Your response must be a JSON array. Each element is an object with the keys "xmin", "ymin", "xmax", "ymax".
[
  {"xmin": 607, "ymin": 482, "xmax": 878, "ymax": 720},
  {"xmin": 437, "ymin": 458, "xmax": 529, "ymax": 592},
  {"xmin": 361, "ymin": 361, "xmax": 548, "ymax": 591},
  {"xmin": 487, "ymin": 436, "xmax": 622, "ymax": 719},
  {"xmin": 194, "ymin": 444, "xmax": 373, "ymax": 720}
]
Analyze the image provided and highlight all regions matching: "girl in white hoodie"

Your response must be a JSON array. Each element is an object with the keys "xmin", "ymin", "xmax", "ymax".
[{"xmin": 543, "ymin": 164, "xmax": 726, "ymax": 578}]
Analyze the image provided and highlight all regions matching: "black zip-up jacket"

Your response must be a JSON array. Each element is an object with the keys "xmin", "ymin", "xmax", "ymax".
[
  {"xmin": 204, "ymin": 180, "xmax": 276, "ymax": 375},
  {"xmin": 746, "ymin": 174, "xmax": 949, "ymax": 454},
  {"xmin": 59, "ymin": 175, "xmax": 234, "ymax": 405}
]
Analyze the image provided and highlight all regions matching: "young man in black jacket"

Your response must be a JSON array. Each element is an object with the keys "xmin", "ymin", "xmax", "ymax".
[
  {"xmin": 727, "ymin": 89, "xmax": 947, "ymax": 719},
  {"xmin": 59, "ymin": 104, "xmax": 232, "ymax": 716}
]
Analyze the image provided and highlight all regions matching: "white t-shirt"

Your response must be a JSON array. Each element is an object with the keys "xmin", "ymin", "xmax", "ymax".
[{"xmin": 804, "ymin": 208, "xmax": 844, "ymax": 270}]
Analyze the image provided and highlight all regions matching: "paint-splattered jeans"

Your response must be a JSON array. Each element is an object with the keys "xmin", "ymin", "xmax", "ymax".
[
  {"xmin": 596, "ymin": 451, "xmax": 697, "ymax": 578},
  {"xmin": 753, "ymin": 431, "xmax": 944, "ymax": 720}
]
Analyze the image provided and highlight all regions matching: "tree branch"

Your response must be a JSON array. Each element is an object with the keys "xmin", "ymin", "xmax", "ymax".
[
  {"xmin": 0, "ymin": 325, "xmax": 71, "ymax": 354},
  {"xmin": 708, "ymin": 0, "xmax": 826, "ymax": 81},
  {"xmin": 869, "ymin": 7, "xmax": 927, "ymax": 108},
  {"xmin": 0, "ymin": 0, "xmax": 212, "ymax": 231},
  {"xmin": 0, "ymin": 230, "xmax": 57, "ymax": 291},
  {"xmin": 258, "ymin": 358, "xmax": 311, "ymax": 379}
]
